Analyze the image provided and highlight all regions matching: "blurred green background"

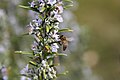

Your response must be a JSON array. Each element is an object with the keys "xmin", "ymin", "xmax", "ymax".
[{"xmin": 0, "ymin": 0, "xmax": 120, "ymax": 80}]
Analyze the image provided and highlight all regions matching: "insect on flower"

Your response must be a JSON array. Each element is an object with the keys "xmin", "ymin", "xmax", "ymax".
[
  {"xmin": 59, "ymin": 35, "xmax": 73, "ymax": 51},
  {"xmin": 59, "ymin": 35, "xmax": 68, "ymax": 51}
]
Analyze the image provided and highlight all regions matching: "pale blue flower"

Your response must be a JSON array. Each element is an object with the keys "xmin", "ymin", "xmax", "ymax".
[
  {"xmin": 51, "ymin": 43, "xmax": 59, "ymax": 52},
  {"xmin": 31, "ymin": 41, "xmax": 38, "ymax": 51},
  {"xmin": 20, "ymin": 64, "xmax": 31, "ymax": 80},
  {"xmin": 20, "ymin": 64, "xmax": 29, "ymax": 74},
  {"xmin": 47, "ymin": 0, "xmax": 57, "ymax": 5},
  {"xmin": 27, "ymin": 18, "xmax": 42, "ymax": 34},
  {"xmin": 54, "ymin": 22, "xmax": 59, "ymax": 28},
  {"xmin": 54, "ymin": 14, "xmax": 63, "ymax": 22},
  {"xmin": 42, "ymin": 60, "xmax": 47, "ymax": 67},
  {"xmin": 1, "ymin": 66, "xmax": 8, "ymax": 80},
  {"xmin": 30, "ymin": 1, "xmax": 35, "ymax": 8},
  {"xmin": 52, "ymin": 30, "xmax": 59, "ymax": 41},
  {"xmin": 33, "ymin": 18, "xmax": 42, "ymax": 26},
  {"xmin": 38, "ymin": 0, "xmax": 44, "ymax": 3},
  {"xmin": 55, "ymin": 2, "xmax": 63, "ymax": 14},
  {"xmin": 21, "ymin": 76, "xmax": 31, "ymax": 80},
  {"xmin": 37, "ymin": 2, "xmax": 45, "ymax": 12}
]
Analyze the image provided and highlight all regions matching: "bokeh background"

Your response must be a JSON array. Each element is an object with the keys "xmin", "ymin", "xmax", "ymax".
[{"xmin": 0, "ymin": 0, "xmax": 120, "ymax": 80}]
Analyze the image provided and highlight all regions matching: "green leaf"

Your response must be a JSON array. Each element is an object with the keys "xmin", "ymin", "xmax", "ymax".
[
  {"xmin": 50, "ymin": 6, "xmax": 56, "ymax": 11},
  {"xmin": 46, "ymin": 26, "xmax": 50, "ymax": 33},
  {"xmin": 19, "ymin": 5, "xmax": 40, "ymax": 12},
  {"xmin": 57, "ymin": 71, "xmax": 69, "ymax": 77},
  {"xmin": 20, "ymin": 74, "xmax": 30, "ymax": 77},
  {"xmin": 50, "ymin": 63, "xmax": 60, "ymax": 67},
  {"xmin": 18, "ymin": 5, "xmax": 30, "ymax": 9},
  {"xmin": 39, "ymin": 15, "xmax": 44, "ymax": 20},
  {"xmin": 63, "ymin": 0, "xmax": 73, "ymax": 3},
  {"xmin": 43, "ymin": 69, "xmax": 47, "ymax": 79},
  {"xmin": 64, "ymin": 4, "xmax": 73, "ymax": 9},
  {"xmin": 31, "ymin": 8, "xmax": 40, "ymax": 12},
  {"xmin": 21, "ymin": 33, "xmax": 29, "ymax": 36},
  {"xmin": 15, "ymin": 51, "xmax": 33, "ymax": 55},
  {"xmin": 48, "ymin": 27, "xmax": 55, "ymax": 34},
  {"xmin": 58, "ymin": 28, "xmax": 73, "ymax": 32},
  {"xmin": 39, "ymin": 6, "xmax": 46, "ymax": 12},
  {"xmin": 29, "ymin": 61, "xmax": 37, "ymax": 66}
]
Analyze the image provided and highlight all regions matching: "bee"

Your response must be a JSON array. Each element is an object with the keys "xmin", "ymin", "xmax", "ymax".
[
  {"xmin": 59, "ymin": 35, "xmax": 69, "ymax": 51},
  {"xmin": 59, "ymin": 35, "xmax": 74, "ymax": 51}
]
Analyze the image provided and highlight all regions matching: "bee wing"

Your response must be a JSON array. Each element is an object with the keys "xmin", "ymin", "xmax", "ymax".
[{"xmin": 67, "ymin": 37, "xmax": 74, "ymax": 42}]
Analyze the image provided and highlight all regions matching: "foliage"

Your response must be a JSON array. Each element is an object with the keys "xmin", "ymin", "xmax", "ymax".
[{"xmin": 16, "ymin": 0, "xmax": 73, "ymax": 80}]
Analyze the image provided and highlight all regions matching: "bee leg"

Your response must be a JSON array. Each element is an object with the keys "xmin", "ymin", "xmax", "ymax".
[{"xmin": 63, "ymin": 45, "xmax": 67, "ymax": 51}]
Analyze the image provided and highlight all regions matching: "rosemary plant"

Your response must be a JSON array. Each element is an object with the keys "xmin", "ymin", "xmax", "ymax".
[{"xmin": 16, "ymin": 0, "xmax": 73, "ymax": 80}]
